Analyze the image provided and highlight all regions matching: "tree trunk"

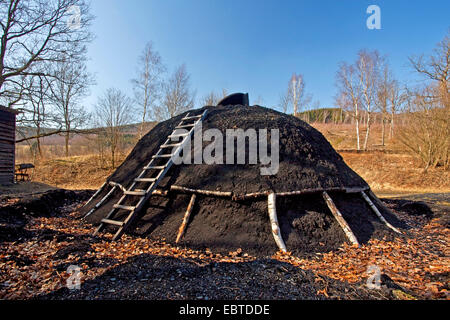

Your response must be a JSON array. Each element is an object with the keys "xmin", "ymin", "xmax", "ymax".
[
  {"xmin": 355, "ymin": 106, "xmax": 360, "ymax": 151},
  {"xmin": 389, "ymin": 111, "xmax": 394, "ymax": 139},
  {"xmin": 381, "ymin": 117, "xmax": 385, "ymax": 146},
  {"xmin": 139, "ymin": 104, "xmax": 147, "ymax": 139},
  {"xmin": 36, "ymin": 126, "xmax": 42, "ymax": 158},
  {"xmin": 111, "ymin": 148, "xmax": 115, "ymax": 169},
  {"xmin": 65, "ymin": 132, "xmax": 70, "ymax": 157},
  {"xmin": 363, "ymin": 113, "xmax": 371, "ymax": 150},
  {"xmin": 37, "ymin": 138, "xmax": 42, "ymax": 158}
]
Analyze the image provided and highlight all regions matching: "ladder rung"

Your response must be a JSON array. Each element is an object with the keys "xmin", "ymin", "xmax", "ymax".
[
  {"xmin": 169, "ymin": 133, "xmax": 189, "ymax": 139},
  {"xmin": 134, "ymin": 177, "xmax": 157, "ymax": 183},
  {"xmin": 152, "ymin": 154, "xmax": 173, "ymax": 159},
  {"xmin": 161, "ymin": 142, "xmax": 182, "ymax": 149},
  {"xmin": 101, "ymin": 218, "xmax": 124, "ymax": 226},
  {"xmin": 176, "ymin": 124, "xmax": 195, "ymax": 129},
  {"xmin": 182, "ymin": 115, "xmax": 202, "ymax": 120},
  {"xmin": 113, "ymin": 204, "xmax": 136, "ymax": 211},
  {"xmin": 124, "ymin": 190, "xmax": 146, "ymax": 196},
  {"xmin": 144, "ymin": 165, "xmax": 166, "ymax": 170}
]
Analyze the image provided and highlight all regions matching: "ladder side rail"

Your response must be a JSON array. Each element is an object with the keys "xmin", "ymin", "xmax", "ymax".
[{"xmin": 113, "ymin": 110, "xmax": 208, "ymax": 239}]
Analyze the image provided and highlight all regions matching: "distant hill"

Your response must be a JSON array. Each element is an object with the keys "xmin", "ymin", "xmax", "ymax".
[
  {"xmin": 296, "ymin": 108, "xmax": 345, "ymax": 123},
  {"xmin": 15, "ymin": 121, "xmax": 158, "ymax": 144}
]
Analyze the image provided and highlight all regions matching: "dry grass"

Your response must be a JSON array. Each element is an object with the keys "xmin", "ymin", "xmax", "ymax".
[
  {"xmin": 29, "ymin": 154, "xmax": 127, "ymax": 190},
  {"xmin": 14, "ymin": 123, "xmax": 449, "ymax": 194},
  {"xmin": 341, "ymin": 152, "xmax": 450, "ymax": 194},
  {"xmin": 23, "ymin": 151, "xmax": 449, "ymax": 195}
]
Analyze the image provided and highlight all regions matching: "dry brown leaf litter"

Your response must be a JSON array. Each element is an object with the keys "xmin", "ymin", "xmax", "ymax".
[{"xmin": 0, "ymin": 202, "xmax": 448, "ymax": 300}]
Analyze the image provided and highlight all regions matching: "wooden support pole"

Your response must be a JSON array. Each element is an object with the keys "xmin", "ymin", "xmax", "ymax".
[
  {"xmin": 360, "ymin": 191, "xmax": 401, "ymax": 234},
  {"xmin": 108, "ymin": 181, "xmax": 126, "ymax": 193},
  {"xmin": 267, "ymin": 193, "xmax": 287, "ymax": 253},
  {"xmin": 275, "ymin": 187, "xmax": 348, "ymax": 197},
  {"xmin": 322, "ymin": 191, "xmax": 360, "ymax": 247},
  {"xmin": 83, "ymin": 182, "xmax": 106, "ymax": 207},
  {"xmin": 231, "ymin": 187, "xmax": 368, "ymax": 201},
  {"xmin": 367, "ymin": 190, "xmax": 396, "ymax": 216},
  {"xmin": 176, "ymin": 194, "xmax": 197, "ymax": 243},
  {"xmin": 170, "ymin": 185, "xmax": 232, "ymax": 197},
  {"xmin": 232, "ymin": 191, "xmax": 270, "ymax": 201},
  {"xmin": 83, "ymin": 185, "xmax": 117, "ymax": 219}
]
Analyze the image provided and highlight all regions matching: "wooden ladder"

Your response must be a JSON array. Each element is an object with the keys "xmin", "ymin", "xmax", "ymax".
[{"xmin": 93, "ymin": 109, "xmax": 208, "ymax": 241}]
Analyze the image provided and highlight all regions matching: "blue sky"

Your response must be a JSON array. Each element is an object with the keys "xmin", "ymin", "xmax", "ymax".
[{"xmin": 83, "ymin": 0, "xmax": 450, "ymax": 113}]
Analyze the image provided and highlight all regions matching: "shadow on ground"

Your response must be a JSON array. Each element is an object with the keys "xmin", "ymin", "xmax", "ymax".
[{"xmin": 36, "ymin": 254, "xmax": 399, "ymax": 300}]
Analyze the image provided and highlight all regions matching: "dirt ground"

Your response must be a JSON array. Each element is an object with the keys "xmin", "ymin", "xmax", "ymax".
[
  {"xmin": 0, "ymin": 186, "xmax": 448, "ymax": 300},
  {"xmin": 0, "ymin": 181, "xmax": 58, "ymax": 196}
]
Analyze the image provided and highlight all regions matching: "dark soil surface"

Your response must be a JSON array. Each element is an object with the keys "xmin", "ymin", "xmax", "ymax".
[
  {"xmin": 0, "ymin": 189, "xmax": 447, "ymax": 300},
  {"xmin": 382, "ymin": 193, "xmax": 450, "ymax": 228},
  {"xmin": 91, "ymin": 190, "xmax": 402, "ymax": 258},
  {"xmin": 0, "ymin": 188, "xmax": 92, "ymax": 242},
  {"xmin": 38, "ymin": 255, "xmax": 396, "ymax": 300}
]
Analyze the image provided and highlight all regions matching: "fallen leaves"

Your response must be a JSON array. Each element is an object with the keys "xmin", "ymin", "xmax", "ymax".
[
  {"xmin": 0, "ymin": 200, "xmax": 448, "ymax": 300},
  {"xmin": 0, "ymin": 203, "xmax": 257, "ymax": 299},
  {"xmin": 274, "ymin": 218, "xmax": 449, "ymax": 300}
]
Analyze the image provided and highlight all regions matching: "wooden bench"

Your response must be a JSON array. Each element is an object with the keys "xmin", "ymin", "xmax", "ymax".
[{"xmin": 15, "ymin": 163, "xmax": 35, "ymax": 182}]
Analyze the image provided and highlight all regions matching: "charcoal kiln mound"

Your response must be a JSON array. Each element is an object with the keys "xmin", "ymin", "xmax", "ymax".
[{"xmin": 82, "ymin": 102, "xmax": 403, "ymax": 257}]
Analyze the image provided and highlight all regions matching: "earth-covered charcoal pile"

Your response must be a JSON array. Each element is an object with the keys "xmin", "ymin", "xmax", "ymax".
[{"xmin": 82, "ymin": 104, "xmax": 403, "ymax": 256}]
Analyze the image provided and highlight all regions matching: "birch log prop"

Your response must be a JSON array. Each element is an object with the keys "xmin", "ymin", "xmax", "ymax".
[
  {"xmin": 108, "ymin": 181, "xmax": 127, "ymax": 193},
  {"xmin": 170, "ymin": 185, "xmax": 232, "ymax": 197},
  {"xmin": 267, "ymin": 193, "xmax": 287, "ymax": 252},
  {"xmin": 322, "ymin": 191, "xmax": 360, "ymax": 246},
  {"xmin": 367, "ymin": 190, "xmax": 396, "ymax": 216},
  {"xmin": 83, "ymin": 185, "xmax": 117, "ymax": 219},
  {"xmin": 83, "ymin": 182, "xmax": 106, "ymax": 207},
  {"xmin": 176, "ymin": 194, "xmax": 197, "ymax": 243},
  {"xmin": 360, "ymin": 191, "xmax": 401, "ymax": 234}
]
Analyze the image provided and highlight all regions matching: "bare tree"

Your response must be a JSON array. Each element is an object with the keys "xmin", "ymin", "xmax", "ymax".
[
  {"xmin": 409, "ymin": 30, "xmax": 449, "ymax": 107},
  {"xmin": 48, "ymin": 55, "xmax": 93, "ymax": 156},
  {"xmin": 156, "ymin": 64, "xmax": 194, "ymax": 120},
  {"xmin": 376, "ymin": 61, "xmax": 394, "ymax": 146},
  {"xmin": 279, "ymin": 91, "xmax": 290, "ymax": 114},
  {"xmin": 281, "ymin": 73, "xmax": 311, "ymax": 116},
  {"xmin": 24, "ymin": 76, "xmax": 49, "ymax": 158},
  {"xmin": 398, "ymin": 31, "xmax": 450, "ymax": 170},
  {"xmin": 399, "ymin": 85, "xmax": 449, "ymax": 171},
  {"xmin": 0, "ymin": 0, "xmax": 93, "ymax": 108},
  {"xmin": 336, "ymin": 62, "xmax": 362, "ymax": 150},
  {"xmin": 387, "ymin": 80, "xmax": 405, "ymax": 139},
  {"xmin": 200, "ymin": 91, "xmax": 221, "ymax": 106},
  {"xmin": 94, "ymin": 88, "xmax": 135, "ymax": 169},
  {"xmin": 13, "ymin": 74, "xmax": 53, "ymax": 159},
  {"xmin": 254, "ymin": 95, "xmax": 264, "ymax": 105},
  {"xmin": 336, "ymin": 50, "xmax": 382, "ymax": 150},
  {"xmin": 357, "ymin": 50, "xmax": 381, "ymax": 150},
  {"xmin": 132, "ymin": 42, "xmax": 165, "ymax": 138}
]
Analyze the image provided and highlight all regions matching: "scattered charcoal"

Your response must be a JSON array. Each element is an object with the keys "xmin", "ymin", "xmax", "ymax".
[{"xmin": 53, "ymin": 241, "xmax": 92, "ymax": 260}]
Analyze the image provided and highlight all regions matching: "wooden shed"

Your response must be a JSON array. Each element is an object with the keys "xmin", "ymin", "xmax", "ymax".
[{"xmin": 0, "ymin": 105, "xmax": 19, "ymax": 184}]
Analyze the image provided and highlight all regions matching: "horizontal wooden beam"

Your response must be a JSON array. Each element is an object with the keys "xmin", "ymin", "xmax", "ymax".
[{"xmin": 170, "ymin": 185, "xmax": 232, "ymax": 197}]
